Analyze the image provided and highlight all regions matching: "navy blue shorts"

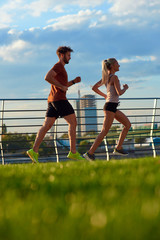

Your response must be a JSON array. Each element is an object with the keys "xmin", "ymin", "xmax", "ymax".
[
  {"xmin": 46, "ymin": 100, "xmax": 75, "ymax": 118},
  {"xmin": 103, "ymin": 102, "xmax": 119, "ymax": 113}
]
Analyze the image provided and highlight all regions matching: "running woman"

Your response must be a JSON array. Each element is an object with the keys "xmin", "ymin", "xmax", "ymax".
[
  {"xmin": 83, "ymin": 58, "xmax": 131, "ymax": 161},
  {"xmin": 27, "ymin": 46, "xmax": 84, "ymax": 163}
]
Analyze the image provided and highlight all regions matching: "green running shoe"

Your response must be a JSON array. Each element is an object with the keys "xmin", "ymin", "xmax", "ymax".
[
  {"xmin": 67, "ymin": 151, "xmax": 85, "ymax": 161},
  {"xmin": 27, "ymin": 149, "xmax": 39, "ymax": 163}
]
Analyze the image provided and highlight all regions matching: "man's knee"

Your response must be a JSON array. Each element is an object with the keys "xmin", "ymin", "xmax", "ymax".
[
  {"xmin": 68, "ymin": 120, "xmax": 77, "ymax": 129},
  {"xmin": 74, "ymin": 120, "xmax": 77, "ymax": 127},
  {"xmin": 71, "ymin": 121, "xmax": 77, "ymax": 128}
]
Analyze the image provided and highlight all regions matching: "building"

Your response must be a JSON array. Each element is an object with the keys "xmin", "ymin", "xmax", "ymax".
[
  {"xmin": 79, "ymin": 94, "xmax": 98, "ymax": 136},
  {"xmin": 75, "ymin": 90, "xmax": 81, "ymax": 137}
]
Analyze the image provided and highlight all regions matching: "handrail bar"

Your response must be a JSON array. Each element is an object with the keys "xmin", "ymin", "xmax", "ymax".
[{"xmin": 0, "ymin": 97, "xmax": 160, "ymax": 101}]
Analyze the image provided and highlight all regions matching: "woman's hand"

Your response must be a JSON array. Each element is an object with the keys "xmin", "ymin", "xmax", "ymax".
[{"xmin": 123, "ymin": 84, "xmax": 129, "ymax": 90}]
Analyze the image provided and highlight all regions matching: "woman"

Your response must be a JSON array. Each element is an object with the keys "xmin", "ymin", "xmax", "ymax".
[{"xmin": 83, "ymin": 58, "xmax": 131, "ymax": 161}]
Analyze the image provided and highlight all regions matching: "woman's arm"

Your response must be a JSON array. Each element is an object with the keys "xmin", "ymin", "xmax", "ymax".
[
  {"xmin": 92, "ymin": 80, "xmax": 107, "ymax": 99},
  {"xmin": 113, "ymin": 76, "xmax": 128, "ymax": 96}
]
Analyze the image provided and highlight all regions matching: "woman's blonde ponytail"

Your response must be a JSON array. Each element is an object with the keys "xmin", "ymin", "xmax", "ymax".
[
  {"xmin": 101, "ymin": 60, "xmax": 109, "ymax": 85},
  {"xmin": 101, "ymin": 58, "xmax": 117, "ymax": 85}
]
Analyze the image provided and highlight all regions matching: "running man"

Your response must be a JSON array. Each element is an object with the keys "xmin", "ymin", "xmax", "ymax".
[
  {"xmin": 83, "ymin": 58, "xmax": 131, "ymax": 161},
  {"xmin": 27, "ymin": 46, "xmax": 84, "ymax": 163}
]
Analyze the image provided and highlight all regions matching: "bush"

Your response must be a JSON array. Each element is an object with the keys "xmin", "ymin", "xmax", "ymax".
[{"xmin": 78, "ymin": 140, "xmax": 91, "ymax": 154}]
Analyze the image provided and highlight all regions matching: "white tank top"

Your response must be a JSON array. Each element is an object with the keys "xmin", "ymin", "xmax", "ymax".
[{"xmin": 105, "ymin": 74, "xmax": 119, "ymax": 103}]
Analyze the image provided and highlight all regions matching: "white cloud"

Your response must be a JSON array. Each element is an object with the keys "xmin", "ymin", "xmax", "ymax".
[
  {"xmin": 0, "ymin": 0, "xmax": 24, "ymax": 27},
  {"xmin": 109, "ymin": 0, "xmax": 160, "ymax": 16},
  {"xmin": 0, "ymin": 40, "xmax": 32, "ymax": 62},
  {"xmin": 72, "ymin": 0, "xmax": 104, "ymax": 7},
  {"xmin": 150, "ymin": 56, "xmax": 157, "ymax": 61},
  {"xmin": 24, "ymin": 0, "xmax": 53, "ymax": 17},
  {"xmin": 24, "ymin": 0, "xmax": 104, "ymax": 17},
  {"xmin": 103, "ymin": 0, "xmax": 160, "ymax": 27},
  {"xmin": 8, "ymin": 29, "xmax": 22, "ymax": 36},
  {"xmin": 52, "ymin": 5, "xmax": 64, "ymax": 13},
  {"xmin": 0, "ymin": 9, "xmax": 13, "ymax": 28},
  {"xmin": 44, "ymin": 9, "xmax": 102, "ymax": 30},
  {"xmin": 0, "ymin": 0, "xmax": 159, "ymax": 30},
  {"xmin": 29, "ymin": 27, "xmax": 41, "ymax": 32},
  {"xmin": 118, "ymin": 56, "xmax": 157, "ymax": 63}
]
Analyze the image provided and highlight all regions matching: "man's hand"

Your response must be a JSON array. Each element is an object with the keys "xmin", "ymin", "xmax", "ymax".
[{"xmin": 73, "ymin": 76, "xmax": 81, "ymax": 83}]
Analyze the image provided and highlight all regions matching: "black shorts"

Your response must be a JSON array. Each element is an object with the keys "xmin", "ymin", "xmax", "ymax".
[
  {"xmin": 46, "ymin": 100, "xmax": 75, "ymax": 118},
  {"xmin": 103, "ymin": 102, "xmax": 119, "ymax": 113}
]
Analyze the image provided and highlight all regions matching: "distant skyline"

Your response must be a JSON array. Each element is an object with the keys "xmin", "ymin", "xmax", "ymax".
[
  {"xmin": 0, "ymin": 0, "xmax": 160, "ymax": 99},
  {"xmin": 79, "ymin": 94, "xmax": 98, "ymax": 136}
]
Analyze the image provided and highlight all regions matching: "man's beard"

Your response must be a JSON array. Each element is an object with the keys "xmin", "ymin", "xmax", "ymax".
[{"xmin": 63, "ymin": 56, "xmax": 69, "ymax": 64}]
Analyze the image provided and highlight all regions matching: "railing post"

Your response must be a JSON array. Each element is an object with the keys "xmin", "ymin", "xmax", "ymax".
[
  {"xmin": 150, "ymin": 98, "xmax": 157, "ymax": 158},
  {"xmin": 53, "ymin": 119, "xmax": 59, "ymax": 163},
  {"xmin": 103, "ymin": 137, "xmax": 109, "ymax": 161},
  {"xmin": 0, "ymin": 100, "xmax": 5, "ymax": 165}
]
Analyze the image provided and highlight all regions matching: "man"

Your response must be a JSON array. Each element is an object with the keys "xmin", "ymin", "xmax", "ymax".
[{"xmin": 27, "ymin": 46, "xmax": 84, "ymax": 163}]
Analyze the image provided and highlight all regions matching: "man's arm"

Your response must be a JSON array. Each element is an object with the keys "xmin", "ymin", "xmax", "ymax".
[
  {"xmin": 68, "ymin": 76, "xmax": 81, "ymax": 87},
  {"xmin": 45, "ymin": 69, "xmax": 68, "ymax": 92}
]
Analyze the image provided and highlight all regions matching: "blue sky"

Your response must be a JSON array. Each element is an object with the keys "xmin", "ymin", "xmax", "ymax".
[{"xmin": 0, "ymin": 0, "xmax": 160, "ymax": 99}]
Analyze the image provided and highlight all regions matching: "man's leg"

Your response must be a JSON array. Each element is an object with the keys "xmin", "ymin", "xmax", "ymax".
[
  {"xmin": 33, "ymin": 117, "xmax": 56, "ymax": 152},
  {"xmin": 27, "ymin": 117, "xmax": 56, "ymax": 163},
  {"xmin": 64, "ymin": 113, "xmax": 84, "ymax": 160},
  {"xmin": 64, "ymin": 113, "xmax": 77, "ymax": 154}
]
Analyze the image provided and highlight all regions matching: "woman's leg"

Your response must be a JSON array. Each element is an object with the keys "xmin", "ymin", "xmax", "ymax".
[
  {"xmin": 88, "ymin": 111, "xmax": 115, "ymax": 155},
  {"xmin": 114, "ymin": 110, "xmax": 131, "ymax": 150}
]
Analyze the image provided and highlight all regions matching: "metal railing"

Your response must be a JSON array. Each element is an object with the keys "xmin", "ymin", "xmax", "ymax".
[{"xmin": 0, "ymin": 98, "xmax": 160, "ymax": 164}]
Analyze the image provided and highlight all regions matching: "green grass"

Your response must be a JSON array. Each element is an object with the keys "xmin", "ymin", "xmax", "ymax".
[{"xmin": 0, "ymin": 157, "xmax": 160, "ymax": 240}]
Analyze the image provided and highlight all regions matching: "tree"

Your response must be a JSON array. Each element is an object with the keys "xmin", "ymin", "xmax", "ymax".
[
  {"xmin": 2, "ymin": 133, "xmax": 55, "ymax": 156},
  {"xmin": 135, "ymin": 137, "xmax": 146, "ymax": 144},
  {"xmin": 2, "ymin": 124, "xmax": 7, "ymax": 135},
  {"xmin": 2, "ymin": 133, "xmax": 31, "ymax": 153},
  {"xmin": 110, "ymin": 125, "xmax": 120, "ymax": 133},
  {"xmin": 60, "ymin": 133, "xmax": 68, "ymax": 139}
]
